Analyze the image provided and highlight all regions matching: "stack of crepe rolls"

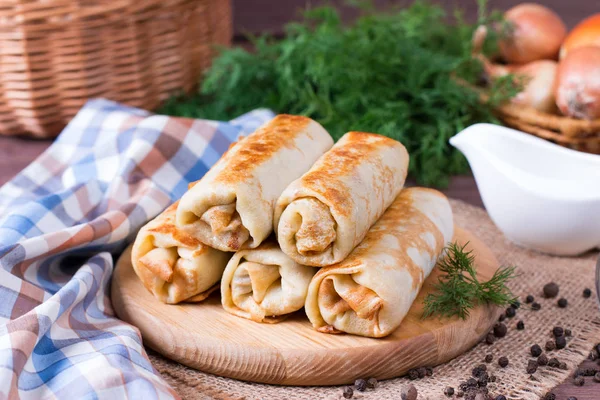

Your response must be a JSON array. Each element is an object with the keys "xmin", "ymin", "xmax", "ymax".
[
  {"xmin": 221, "ymin": 239, "xmax": 316, "ymax": 323},
  {"xmin": 176, "ymin": 114, "xmax": 334, "ymax": 252},
  {"xmin": 305, "ymin": 188, "xmax": 454, "ymax": 338},
  {"xmin": 274, "ymin": 131, "xmax": 409, "ymax": 267},
  {"xmin": 131, "ymin": 202, "xmax": 232, "ymax": 304}
]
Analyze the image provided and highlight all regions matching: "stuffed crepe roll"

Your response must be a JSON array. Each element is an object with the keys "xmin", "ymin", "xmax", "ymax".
[
  {"xmin": 176, "ymin": 115, "xmax": 333, "ymax": 252},
  {"xmin": 221, "ymin": 240, "xmax": 316, "ymax": 323},
  {"xmin": 132, "ymin": 202, "xmax": 232, "ymax": 304},
  {"xmin": 274, "ymin": 131, "xmax": 409, "ymax": 267},
  {"xmin": 305, "ymin": 188, "xmax": 454, "ymax": 338}
]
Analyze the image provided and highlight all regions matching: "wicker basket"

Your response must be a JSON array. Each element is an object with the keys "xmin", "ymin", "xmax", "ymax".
[
  {"xmin": 494, "ymin": 104, "xmax": 600, "ymax": 154},
  {"xmin": 0, "ymin": 0, "xmax": 232, "ymax": 138}
]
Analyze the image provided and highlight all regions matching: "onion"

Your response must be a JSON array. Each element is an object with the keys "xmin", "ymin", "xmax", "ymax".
[
  {"xmin": 499, "ymin": 3, "xmax": 566, "ymax": 64},
  {"xmin": 560, "ymin": 14, "xmax": 600, "ymax": 59},
  {"xmin": 555, "ymin": 46, "xmax": 600, "ymax": 120},
  {"xmin": 483, "ymin": 58, "xmax": 558, "ymax": 113}
]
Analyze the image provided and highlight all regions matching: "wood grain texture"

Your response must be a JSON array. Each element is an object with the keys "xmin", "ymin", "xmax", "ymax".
[{"xmin": 112, "ymin": 227, "xmax": 502, "ymax": 386}]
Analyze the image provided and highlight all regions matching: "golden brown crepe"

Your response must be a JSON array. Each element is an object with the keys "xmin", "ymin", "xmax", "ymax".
[
  {"xmin": 274, "ymin": 131, "xmax": 409, "ymax": 267},
  {"xmin": 132, "ymin": 202, "xmax": 232, "ymax": 304},
  {"xmin": 305, "ymin": 188, "xmax": 454, "ymax": 338},
  {"xmin": 221, "ymin": 240, "xmax": 316, "ymax": 323},
  {"xmin": 176, "ymin": 115, "xmax": 333, "ymax": 252}
]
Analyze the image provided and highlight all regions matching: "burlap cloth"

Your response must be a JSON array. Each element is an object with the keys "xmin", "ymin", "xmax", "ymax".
[{"xmin": 148, "ymin": 199, "xmax": 600, "ymax": 399}]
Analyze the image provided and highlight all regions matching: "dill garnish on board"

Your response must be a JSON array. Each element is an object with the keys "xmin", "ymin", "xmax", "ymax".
[
  {"xmin": 422, "ymin": 242, "xmax": 517, "ymax": 320},
  {"xmin": 161, "ymin": 0, "xmax": 520, "ymax": 187}
]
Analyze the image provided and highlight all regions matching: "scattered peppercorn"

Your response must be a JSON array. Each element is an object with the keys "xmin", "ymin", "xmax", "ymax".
[
  {"xmin": 559, "ymin": 362, "xmax": 568, "ymax": 370},
  {"xmin": 516, "ymin": 320, "xmax": 525, "ymax": 330},
  {"xmin": 408, "ymin": 369, "xmax": 419, "ymax": 380},
  {"xmin": 583, "ymin": 288, "xmax": 592, "ymax": 298},
  {"xmin": 510, "ymin": 300, "xmax": 520, "ymax": 309},
  {"xmin": 343, "ymin": 386, "xmax": 353, "ymax": 399},
  {"xmin": 485, "ymin": 354, "xmax": 493, "ymax": 363},
  {"xmin": 557, "ymin": 298, "xmax": 568, "ymax": 308},
  {"xmin": 494, "ymin": 323, "xmax": 507, "ymax": 338},
  {"xmin": 425, "ymin": 367, "xmax": 433, "ymax": 377},
  {"xmin": 489, "ymin": 375, "xmax": 496, "ymax": 382},
  {"xmin": 525, "ymin": 295, "xmax": 534, "ymax": 303},
  {"xmin": 498, "ymin": 356, "xmax": 509, "ymax": 368},
  {"xmin": 543, "ymin": 282, "xmax": 559, "ymax": 298},
  {"xmin": 594, "ymin": 372, "xmax": 600, "ymax": 383},
  {"xmin": 543, "ymin": 393, "xmax": 556, "ymax": 400},
  {"xmin": 486, "ymin": 333, "xmax": 496, "ymax": 345},
  {"xmin": 495, "ymin": 396, "xmax": 506, "ymax": 400},
  {"xmin": 531, "ymin": 344, "xmax": 542, "ymax": 357},
  {"xmin": 498, "ymin": 313, "xmax": 506, "ymax": 322},
  {"xmin": 355, "ymin": 378, "xmax": 367, "ymax": 392},
  {"xmin": 548, "ymin": 358, "xmax": 560, "ymax": 368},
  {"xmin": 579, "ymin": 367, "xmax": 598, "ymax": 376},
  {"xmin": 556, "ymin": 336, "xmax": 567, "ymax": 350},
  {"xmin": 367, "ymin": 377, "xmax": 378, "ymax": 388},
  {"xmin": 467, "ymin": 377, "xmax": 478, "ymax": 387},
  {"xmin": 538, "ymin": 353, "xmax": 549, "ymax": 366},
  {"xmin": 553, "ymin": 327, "xmax": 564, "ymax": 337},
  {"xmin": 444, "ymin": 387, "xmax": 455, "ymax": 397},
  {"xmin": 546, "ymin": 340, "xmax": 556, "ymax": 351},
  {"xmin": 573, "ymin": 376, "xmax": 585, "ymax": 386},
  {"xmin": 417, "ymin": 367, "xmax": 427, "ymax": 379},
  {"xmin": 527, "ymin": 360, "xmax": 538, "ymax": 374},
  {"xmin": 401, "ymin": 384, "xmax": 417, "ymax": 400},
  {"xmin": 532, "ymin": 302, "xmax": 541, "ymax": 311},
  {"xmin": 505, "ymin": 307, "xmax": 516, "ymax": 318},
  {"xmin": 456, "ymin": 390, "xmax": 464, "ymax": 398},
  {"xmin": 565, "ymin": 329, "xmax": 572, "ymax": 337}
]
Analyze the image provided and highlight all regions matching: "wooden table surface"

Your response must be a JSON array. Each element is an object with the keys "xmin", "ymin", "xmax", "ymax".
[{"xmin": 1, "ymin": 0, "xmax": 598, "ymax": 398}]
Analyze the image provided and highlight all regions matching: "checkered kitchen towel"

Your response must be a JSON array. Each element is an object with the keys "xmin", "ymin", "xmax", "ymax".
[{"xmin": 0, "ymin": 99, "xmax": 275, "ymax": 399}]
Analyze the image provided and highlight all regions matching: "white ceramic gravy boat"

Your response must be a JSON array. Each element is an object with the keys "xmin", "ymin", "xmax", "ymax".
[{"xmin": 450, "ymin": 123, "xmax": 600, "ymax": 256}]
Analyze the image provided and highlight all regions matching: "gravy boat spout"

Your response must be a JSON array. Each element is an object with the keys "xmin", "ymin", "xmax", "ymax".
[{"xmin": 450, "ymin": 123, "xmax": 600, "ymax": 256}]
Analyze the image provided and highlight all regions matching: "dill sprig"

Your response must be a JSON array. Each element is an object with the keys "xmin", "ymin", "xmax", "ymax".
[
  {"xmin": 422, "ymin": 242, "xmax": 517, "ymax": 320},
  {"xmin": 160, "ymin": 0, "xmax": 520, "ymax": 187}
]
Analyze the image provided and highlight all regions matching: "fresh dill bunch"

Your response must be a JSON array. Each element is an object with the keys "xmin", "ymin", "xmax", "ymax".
[
  {"xmin": 422, "ymin": 242, "xmax": 517, "ymax": 320},
  {"xmin": 160, "ymin": 0, "xmax": 520, "ymax": 187}
]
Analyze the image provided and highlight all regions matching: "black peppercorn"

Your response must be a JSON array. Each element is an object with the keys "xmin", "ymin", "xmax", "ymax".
[
  {"xmin": 583, "ymin": 288, "xmax": 592, "ymax": 298},
  {"xmin": 543, "ymin": 392, "xmax": 556, "ymax": 400},
  {"xmin": 444, "ymin": 387, "xmax": 455, "ymax": 397},
  {"xmin": 498, "ymin": 313, "xmax": 506, "ymax": 322},
  {"xmin": 485, "ymin": 354, "xmax": 493, "ymax": 363},
  {"xmin": 498, "ymin": 356, "xmax": 509, "ymax": 368},
  {"xmin": 548, "ymin": 357, "xmax": 560, "ymax": 368},
  {"xmin": 355, "ymin": 378, "xmax": 367, "ymax": 392},
  {"xmin": 495, "ymin": 396, "xmax": 507, "ymax": 400},
  {"xmin": 582, "ymin": 367, "xmax": 598, "ymax": 376},
  {"xmin": 408, "ymin": 369, "xmax": 419, "ymax": 380},
  {"xmin": 527, "ymin": 360, "xmax": 538, "ymax": 374},
  {"xmin": 486, "ymin": 333, "xmax": 496, "ymax": 345},
  {"xmin": 494, "ymin": 323, "xmax": 507, "ymax": 338},
  {"xmin": 417, "ymin": 367, "xmax": 427, "ymax": 379},
  {"xmin": 543, "ymin": 282, "xmax": 559, "ymax": 298},
  {"xmin": 489, "ymin": 375, "xmax": 496, "ymax": 382},
  {"xmin": 367, "ymin": 377, "xmax": 378, "ymax": 388},
  {"xmin": 546, "ymin": 340, "xmax": 556, "ymax": 351},
  {"xmin": 505, "ymin": 307, "xmax": 516, "ymax": 318},
  {"xmin": 510, "ymin": 300, "xmax": 520, "ymax": 309},
  {"xmin": 467, "ymin": 377, "xmax": 478, "ymax": 387},
  {"xmin": 557, "ymin": 298, "xmax": 568, "ymax": 308},
  {"xmin": 565, "ymin": 329, "xmax": 572, "ymax": 337},
  {"xmin": 538, "ymin": 353, "xmax": 549, "ymax": 366},
  {"xmin": 425, "ymin": 367, "xmax": 433, "ymax": 377},
  {"xmin": 525, "ymin": 295, "xmax": 534, "ymax": 303},
  {"xmin": 556, "ymin": 336, "xmax": 567, "ymax": 350},
  {"xmin": 532, "ymin": 302, "xmax": 541, "ymax": 311},
  {"xmin": 456, "ymin": 390, "xmax": 464, "ymax": 398},
  {"xmin": 594, "ymin": 372, "xmax": 600, "ymax": 383},
  {"xmin": 343, "ymin": 386, "xmax": 353, "ymax": 399},
  {"xmin": 516, "ymin": 320, "xmax": 525, "ymax": 330},
  {"xmin": 559, "ymin": 362, "xmax": 568, "ymax": 370},
  {"xmin": 553, "ymin": 326, "xmax": 564, "ymax": 337},
  {"xmin": 573, "ymin": 376, "xmax": 585, "ymax": 386},
  {"xmin": 531, "ymin": 344, "xmax": 542, "ymax": 357}
]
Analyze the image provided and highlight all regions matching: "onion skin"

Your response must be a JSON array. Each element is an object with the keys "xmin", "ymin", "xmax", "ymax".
[
  {"xmin": 555, "ymin": 46, "xmax": 600, "ymax": 120},
  {"xmin": 500, "ymin": 3, "xmax": 566, "ymax": 64},
  {"xmin": 560, "ymin": 14, "xmax": 600, "ymax": 59},
  {"xmin": 483, "ymin": 58, "xmax": 558, "ymax": 113}
]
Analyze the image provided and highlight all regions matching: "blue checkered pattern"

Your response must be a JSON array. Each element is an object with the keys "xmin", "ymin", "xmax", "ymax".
[{"xmin": 0, "ymin": 99, "xmax": 274, "ymax": 399}]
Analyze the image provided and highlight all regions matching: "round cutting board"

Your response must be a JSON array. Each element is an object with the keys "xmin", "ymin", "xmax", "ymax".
[{"xmin": 112, "ymin": 227, "xmax": 501, "ymax": 386}]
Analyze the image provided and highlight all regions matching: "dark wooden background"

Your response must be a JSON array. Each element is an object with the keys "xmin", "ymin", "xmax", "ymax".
[{"xmin": 1, "ymin": 1, "xmax": 598, "ymax": 398}]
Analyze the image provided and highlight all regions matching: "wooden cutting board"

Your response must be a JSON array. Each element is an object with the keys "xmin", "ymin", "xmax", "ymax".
[{"xmin": 111, "ymin": 227, "xmax": 501, "ymax": 386}]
